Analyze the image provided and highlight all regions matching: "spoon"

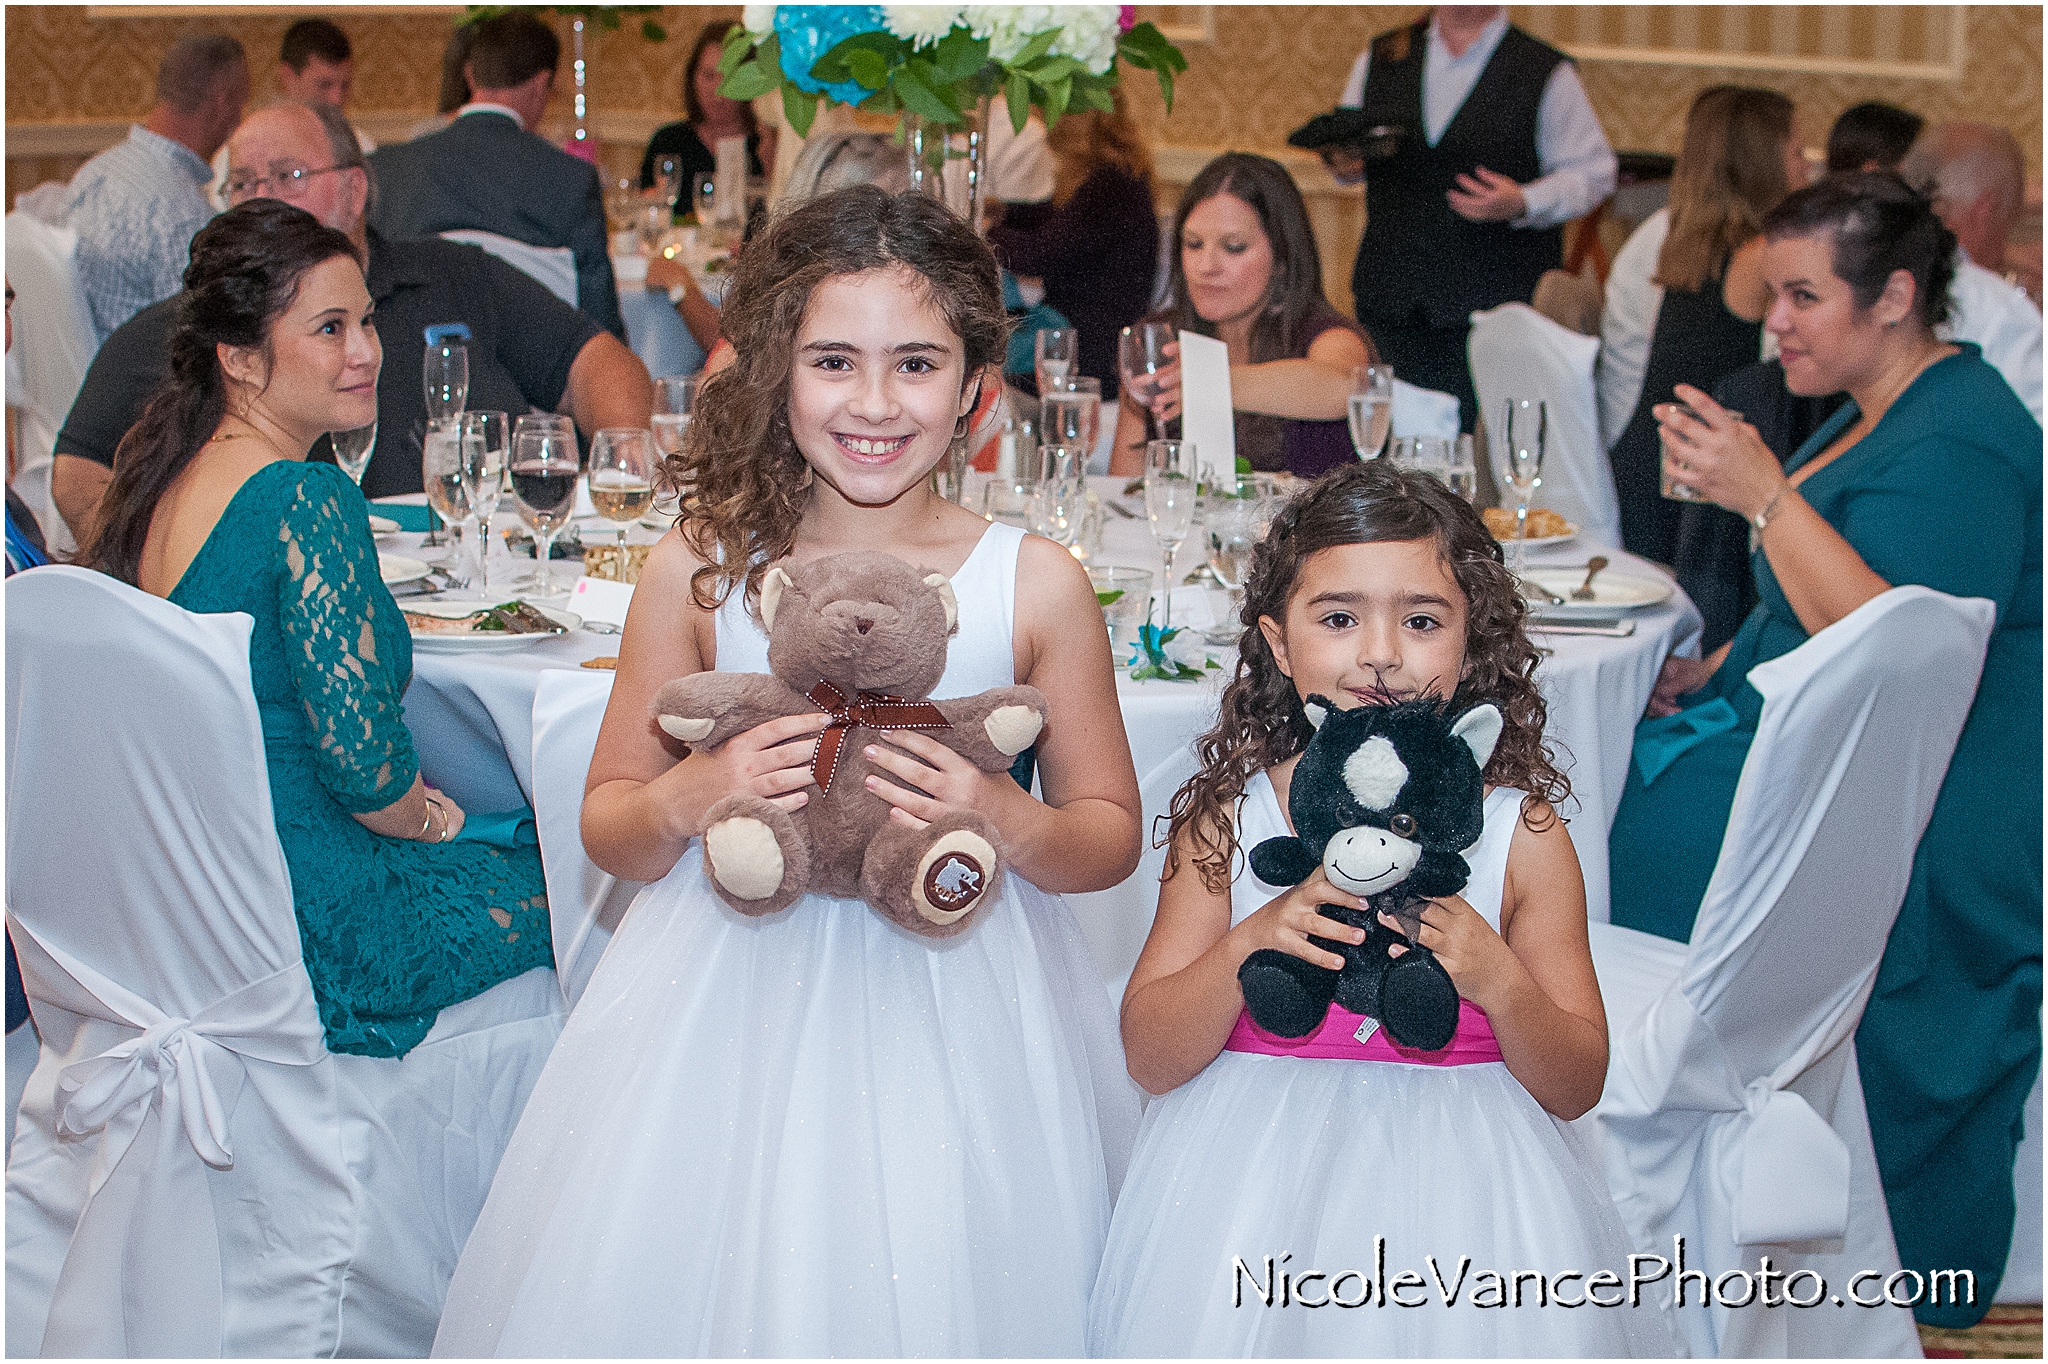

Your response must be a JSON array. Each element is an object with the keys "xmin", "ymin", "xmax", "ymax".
[{"xmin": 1572, "ymin": 556, "xmax": 1610, "ymax": 602}]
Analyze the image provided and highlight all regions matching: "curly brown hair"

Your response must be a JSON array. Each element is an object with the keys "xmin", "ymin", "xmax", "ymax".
[
  {"xmin": 662, "ymin": 185, "xmax": 1010, "ymax": 613},
  {"xmin": 1163, "ymin": 461, "xmax": 1570, "ymax": 894}
]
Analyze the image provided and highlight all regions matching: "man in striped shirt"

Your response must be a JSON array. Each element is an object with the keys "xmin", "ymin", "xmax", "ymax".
[{"xmin": 61, "ymin": 33, "xmax": 248, "ymax": 343}]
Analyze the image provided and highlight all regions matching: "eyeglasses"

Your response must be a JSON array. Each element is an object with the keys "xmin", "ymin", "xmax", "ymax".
[{"xmin": 223, "ymin": 161, "xmax": 349, "ymax": 202}]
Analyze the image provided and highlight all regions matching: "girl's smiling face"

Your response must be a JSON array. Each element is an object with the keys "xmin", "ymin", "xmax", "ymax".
[
  {"xmin": 788, "ymin": 265, "xmax": 980, "ymax": 507},
  {"xmin": 1258, "ymin": 539, "xmax": 1470, "ymax": 709}
]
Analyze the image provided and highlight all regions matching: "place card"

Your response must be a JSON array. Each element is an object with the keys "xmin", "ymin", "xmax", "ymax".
[
  {"xmin": 1176, "ymin": 329, "xmax": 1235, "ymax": 487},
  {"xmin": 569, "ymin": 575, "xmax": 635, "ymax": 631}
]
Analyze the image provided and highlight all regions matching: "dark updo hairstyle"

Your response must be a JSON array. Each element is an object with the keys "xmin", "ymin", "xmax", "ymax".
[
  {"xmin": 1761, "ymin": 171, "xmax": 1956, "ymax": 332},
  {"xmin": 666, "ymin": 184, "xmax": 1009, "ymax": 613},
  {"xmin": 1163, "ymin": 461, "xmax": 1569, "ymax": 893},
  {"xmin": 84, "ymin": 199, "xmax": 363, "ymax": 586}
]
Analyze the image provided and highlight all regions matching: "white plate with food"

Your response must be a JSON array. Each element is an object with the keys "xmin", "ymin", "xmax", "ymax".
[
  {"xmin": 368, "ymin": 514, "xmax": 402, "ymax": 536},
  {"xmin": 379, "ymin": 554, "xmax": 431, "ymax": 585},
  {"xmin": 1482, "ymin": 506, "xmax": 1578, "ymax": 548},
  {"xmin": 404, "ymin": 599, "xmax": 582, "ymax": 651},
  {"xmin": 1519, "ymin": 568, "xmax": 1674, "ymax": 613}
]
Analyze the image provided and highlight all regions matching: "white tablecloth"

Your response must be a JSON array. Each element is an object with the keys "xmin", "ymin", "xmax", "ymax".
[{"xmin": 392, "ymin": 479, "xmax": 1699, "ymax": 987}]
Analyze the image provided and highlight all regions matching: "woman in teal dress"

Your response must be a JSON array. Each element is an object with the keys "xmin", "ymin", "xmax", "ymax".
[
  {"xmin": 83, "ymin": 199, "xmax": 552, "ymax": 1058},
  {"xmin": 1607, "ymin": 173, "xmax": 2041, "ymax": 1327}
]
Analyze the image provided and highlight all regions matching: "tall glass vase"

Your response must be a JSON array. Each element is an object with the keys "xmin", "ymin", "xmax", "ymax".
[{"xmin": 903, "ymin": 96, "xmax": 989, "ymax": 233}]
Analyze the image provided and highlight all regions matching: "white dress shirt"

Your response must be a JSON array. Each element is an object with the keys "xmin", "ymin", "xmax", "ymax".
[
  {"xmin": 1597, "ymin": 207, "xmax": 1670, "ymax": 449},
  {"xmin": 1339, "ymin": 9, "xmax": 1616, "ymax": 230},
  {"xmin": 1944, "ymin": 255, "xmax": 2044, "ymax": 424},
  {"xmin": 62, "ymin": 125, "xmax": 216, "ymax": 344}
]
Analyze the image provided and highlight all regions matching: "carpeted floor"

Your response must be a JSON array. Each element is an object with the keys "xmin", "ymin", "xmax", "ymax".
[{"xmin": 1917, "ymin": 1304, "xmax": 2043, "ymax": 1358}]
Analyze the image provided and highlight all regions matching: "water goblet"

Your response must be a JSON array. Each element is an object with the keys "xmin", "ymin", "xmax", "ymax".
[
  {"xmin": 1118, "ymin": 322, "xmax": 1175, "ymax": 441},
  {"xmin": 1043, "ymin": 376, "xmax": 1101, "ymax": 465},
  {"xmin": 1035, "ymin": 327, "xmax": 1077, "ymax": 398},
  {"xmin": 1492, "ymin": 398, "xmax": 1547, "ymax": 575},
  {"xmin": 509, "ymin": 426, "xmax": 581, "ymax": 601},
  {"xmin": 421, "ymin": 421, "xmax": 473, "ymax": 580},
  {"xmin": 329, "ymin": 421, "xmax": 377, "ymax": 486},
  {"xmin": 651, "ymin": 375, "xmax": 697, "ymax": 458},
  {"xmin": 1202, "ymin": 479, "xmax": 1273, "ymax": 644},
  {"xmin": 1447, "ymin": 434, "xmax": 1480, "ymax": 502},
  {"xmin": 1144, "ymin": 440, "xmax": 1197, "ymax": 638},
  {"xmin": 1348, "ymin": 363, "xmax": 1393, "ymax": 461}
]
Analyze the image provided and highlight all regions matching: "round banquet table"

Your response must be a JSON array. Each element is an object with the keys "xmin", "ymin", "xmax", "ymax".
[{"xmin": 390, "ymin": 476, "xmax": 1699, "ymax": 990}]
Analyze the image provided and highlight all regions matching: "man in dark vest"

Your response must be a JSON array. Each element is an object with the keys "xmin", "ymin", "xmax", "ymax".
[{"xmin": 1325, "ymin": 6, "xmax": 1616, "ymax": 431}]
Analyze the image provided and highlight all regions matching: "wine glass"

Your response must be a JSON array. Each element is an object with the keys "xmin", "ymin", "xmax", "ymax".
[
  {"xmin": 655, "ymin": 154, "xmax": 683, "ymax": 219},
  {"xmin": 423, "ymin": 342, "xmax": 468, "ymax": 546},
  {"xmin": 589, "ymin": 428, "xmax": 657, "ymax": 546},
  {"xmin": 1042, "ymin": 376, "xmax": 1101, "ymax": 465},
  {"xmin": 652, "ymin": 375, "xmax": 696, "ymax": 458},
  {"xmin": 1348, "ymin": 363, "xmax": 1393, "ymax": 461},
  {"xmin": 1119, "ymin": 322, "xmax": 1175, "ymax": 442},
  {"xmin": 1202, "ymin": 479, "xmax": 1273, "ymax": 645},
  {"xmin": 510, "ymin": 426, "xmax": 581, "ymax": 601},
  {"xmin": 329, "ymin": 421, "xmax": 377, "ymax": 486},
  {"xmin": 421, "ymin": 421, "xmax": 473, "ymax": 582},
  {"xmin": 1144, "ymin": 440, "xmax": 1197, "ymax": 638},
  {"xmin": 1029, "ymin": 443, "xmax": 1085, "ymax": 548},
  {"xmin": 1447, "ymin": 433, "xmax": 1479, "ymax": 502},
  {"xmin": 1035, "ymin": 327, "xmax": 1077, "ymax": 398},
  {"xmin": 1492, "ymin": 398, "xmax": 1547, "ymax": 575},
  {"xmin": 458, "ymin": 410, "xmax": 507, "ymax": 596}
]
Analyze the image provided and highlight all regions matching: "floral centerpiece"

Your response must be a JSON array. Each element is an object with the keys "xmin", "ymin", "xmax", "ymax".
[{"xmin": 719, "ymin": 6, "xmax": 1186, "ymax": 143}]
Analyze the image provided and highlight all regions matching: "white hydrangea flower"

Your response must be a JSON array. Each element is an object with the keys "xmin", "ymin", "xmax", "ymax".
[
  {"xmin": 742, "ymin": 5, "xmax": 778, "ymax": 39},
  {"xmin": 1047, "ymin": 6, "xmax": 1119, "ymax": 74},
  {"xmin": 884, "ymin": 5, "xmax": 967, "ymax": 44},
  {"xmin": 1163, "ymin": 628, "xmax": 1211, "ymax": 670}
]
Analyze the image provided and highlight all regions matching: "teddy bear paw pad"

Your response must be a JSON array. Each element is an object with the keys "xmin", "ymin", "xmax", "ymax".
[
  {"xmin": 704, "ymin": 816, "xmax": 786, "ymax": 902},
  {"xmin": 658, "ymin": 715, "xmax": 715, "ymax": 743},
  {"xmin": 913, "ymin": 830, "xmax": 996, "ymax": 925},
  {"xmin": 983, "ymin": 705, "xmax": 1043, "ymax": 756}
]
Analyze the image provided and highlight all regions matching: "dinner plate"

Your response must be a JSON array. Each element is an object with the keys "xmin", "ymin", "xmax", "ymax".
[
  {"xmin": 1520, "ymin": 568, "xmax": 1674, "ymax": 613},
  {"xmin": 368, "ymin": 514, "xmax": 401, "ymax": 535},
  {"xmin": 379, "ymin": 554, "xmax": 430, "ymax": 585},
  {"xmin": 404, "ymin": 599, "xmax": 583, "ymax": 651},
  {"xmin": 1493, "ymin": 524, "xmax": 1578, "ymax": 549}
]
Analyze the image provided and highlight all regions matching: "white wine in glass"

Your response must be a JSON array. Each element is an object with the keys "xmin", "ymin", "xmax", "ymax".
[{"xmin": 589, "ymin": 427, "xmax": 658, "ymax": 542}]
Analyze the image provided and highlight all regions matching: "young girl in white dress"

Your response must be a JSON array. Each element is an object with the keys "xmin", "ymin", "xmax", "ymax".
[
  {"xmin": 432, "ymin": 186, "xmax": 1143, "ymax": 1358},
  {"xmin": 1088, "ymin": 462, "xmax": 1677, "ymax": 1357}
]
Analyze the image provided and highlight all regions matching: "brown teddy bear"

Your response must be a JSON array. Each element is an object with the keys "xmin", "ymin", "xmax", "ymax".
[{"xmin": 651, "ymin": 551, "xmax": 1048, "ymax": 938}]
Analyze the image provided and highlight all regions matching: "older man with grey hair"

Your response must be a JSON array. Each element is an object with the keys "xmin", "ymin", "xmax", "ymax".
[
  {"xmin": 51, "ymin": 100, "xmax": 653, "ymax": 537},
  {"xmin": 1901, "ymin": 121, "xmax": 2041, "ymax": 423},
  {"xmin": 60, "ymin": 33, "xmax": 249, "ymax": 342}
]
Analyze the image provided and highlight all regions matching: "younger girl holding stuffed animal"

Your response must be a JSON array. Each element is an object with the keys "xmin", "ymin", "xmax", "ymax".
[
  {"xmin": 1088, "ymin": 462, "xmax": 1677, "ymax": 1357},
  {"xmin": 433, "ymin": 186, "xmax": 1143, "ymax": 1358}
]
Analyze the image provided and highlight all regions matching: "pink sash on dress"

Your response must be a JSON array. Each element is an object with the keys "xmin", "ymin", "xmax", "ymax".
[{"xmin": 1224, "ymin": 998, "xmax": 1504, "ymax": 1065}]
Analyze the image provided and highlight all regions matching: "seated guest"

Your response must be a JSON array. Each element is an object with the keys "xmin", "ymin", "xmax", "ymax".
[
  {"xmin": 1110, "ymin": 153, "xmax": 1371, "ymax": 478},
  {"xmin": 61, "ymin": 34, "xmax": 248, "ymax": 343},
  {"xmin": 638, "ymin": 19, "xmax": 772, "ymax": 192},
  {"xmin": 987, "ymin": 87, "xmax": 1158, "ymax": 399},
  {"xmin": 52, "ymin": 101, "xmax": 651, "ymax": 537},
  {"xmin": 370, "ymin": 11, "xmax": 625, "ymax": 339},
  {"xmin": 209, "ymin": 18, "xmax": 375, "ymax": 205},
  {"xmin": 1826, "ymin": 101, "xmax": 1923, "ymax": 174},
  {"xmin": 81, "ymin": 199, "xmax": 553, "ymax": 1056},
  {"xmin": 1605, "ymin": 173, "xmax": 2039, "ymax": 1328},
  {"xmin": 1606, "ymin": 86, "xmax": 1805, "ymax": 564},
  {"xmin": 1901, "ymin": 121, "xmax": 2042, "ymax": 422}
]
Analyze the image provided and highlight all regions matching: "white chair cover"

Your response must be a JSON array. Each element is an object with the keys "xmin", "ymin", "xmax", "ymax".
[
  {"xmin": 439, "ymin": 229, "xmax": 579, "ymax": 308},
  {"xmin": 4, "ymin": 566, "xmax": 563, "ymax": 1357},
  {"xmin": 1063, "ymin": 740, "xmax": 1203, "ymax": 1001},
  {"xmin": 1468, "ymin": 302, "xmax": 1623, "ymax": 550},
  {"xmin": 2002, "ymin": 1073, "xmax": 2042, "ymax": 1301},
  {"xmin": 1586, "ymin": 585, "xmax": 1994, "ymax": 1359},
  {"xmin": 4, "ymin": 207, "xmax": 96, "ymax": 556},
  {"xmin": 531, "ymin": 669, "xmax": 644, "ymax": 1010},
  {"xmin": 1390, "ymin": 378, "xmax": 1460, "ymax": 441}
]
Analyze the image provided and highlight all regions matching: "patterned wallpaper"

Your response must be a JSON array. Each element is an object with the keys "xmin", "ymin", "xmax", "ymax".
[{"xmin": 7, "ymin": 5, "xmax": 2041, "ymax": 179}]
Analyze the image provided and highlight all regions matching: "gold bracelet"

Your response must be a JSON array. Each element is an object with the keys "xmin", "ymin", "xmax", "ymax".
[
  {"xmin": 424, "ymin": 795, "xmax": 452, "ymax": 843},
  {"xmin": 418, "ymin": 804, "xmax": 435, "ymax": 840},
  {"xmin": 1751, "ymin": 483, "xmax": 1791, "ymax": 533}
]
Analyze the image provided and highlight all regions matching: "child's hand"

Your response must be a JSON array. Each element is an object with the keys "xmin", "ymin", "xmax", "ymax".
[
  {"xmin": 862, "ymin": 732, "xmax": 1015, "ymax": 831},
  {"xmin": 1382, "ymin": 895, "xmax": 1525, "ymax": 1012},
  {"xmin": 695, "ymin": 711, "xmax": 827, "ymax": 832},
  {"xmin": 1227, "ymin": 868, "xmax": 1367, "ymax": 972}
]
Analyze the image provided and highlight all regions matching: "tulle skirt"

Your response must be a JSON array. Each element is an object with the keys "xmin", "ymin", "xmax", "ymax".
[
  {"xmin": 432, "ymin": 845, "xmax": 1140, "ymax": 1358},
  {"xmin": 1088, "ymin": 1051, "xmax": 1681, "ymax": 1358}
]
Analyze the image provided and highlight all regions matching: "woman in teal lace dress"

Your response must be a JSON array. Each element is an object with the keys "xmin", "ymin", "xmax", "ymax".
[
  {"xmin": 1606, "ymin": 174, "xmax": 2040, "ymax": 1327},
  {"xmin": 83, "ymin": 200, "xmax": 552, "ymax": 1058}
]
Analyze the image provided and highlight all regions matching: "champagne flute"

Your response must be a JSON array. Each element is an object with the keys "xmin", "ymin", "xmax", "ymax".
[
  {"xmin": 1042, "ymin": 376, "xmax": 1101, "ymax": 465},
  {"xmin": 1118, "ymin": 322, "xmax": 1175, "ymax": 442},
  {"xmin": 1446, "ymin": 434, "xmax": 1479, "ymax": 502},
  {"xmin": 330, "ymin": 421, "xmax": 377, "ymax": 487},
  {"xmin": 1493, "ymin": 398, "xmax": 1547, "ymax": 575},
  {"xmin": 510, "ymin": 426, "xmax": 581, "ymax": 601},
  {"xmin": 458, "ymin": 410, "xmax": 508, "ymax": 596},
  {"xmin": 1035, "ymin": 327, "xmax": 1077, "ymax": 398},
  {"xmin": 423, "ymin": 342, "xmax": 468, "ymax": 546},
  {"xmin": 589, "ymin": 428, "xmax": 657, "ymax": 546},
  {"xmin": 1348, "ymin": 363, "xmax": 1393, "ymax": 461},
  {"xmin": 421, "ymin": 421, "xmax": 473, "ymax": 583},
  {"xmin": 1144, "ymin": 440, "xmax": 1197, "ymax": 639}
]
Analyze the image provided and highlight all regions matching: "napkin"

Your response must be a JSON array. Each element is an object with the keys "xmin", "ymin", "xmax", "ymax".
[
  {"xmin": 1632, "ymin": 696, "xmax": 1741, "ymax": 787},
  {"xmin": 1392, "ymin": 380, "xmax": 1461, "ymax": 440},
  {"xmin": 570, "ymin": 575, "xmax": 634, "ymax": 630},
  {"xmin": 373, "ymin": 502, "xmax": 438, "ymax": 533},
  {"xmin": 1176, "ymin": 330, "xmax": 1235, "ymax": 486},
  {"xmin": 455, "ymin": 804, "xmax": 540, "ymax": 848}
]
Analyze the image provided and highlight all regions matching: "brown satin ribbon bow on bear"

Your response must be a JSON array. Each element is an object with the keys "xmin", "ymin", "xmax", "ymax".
[{"xmin": 805, "ymin": 678, "xmax": 952, "ymax": 792}]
